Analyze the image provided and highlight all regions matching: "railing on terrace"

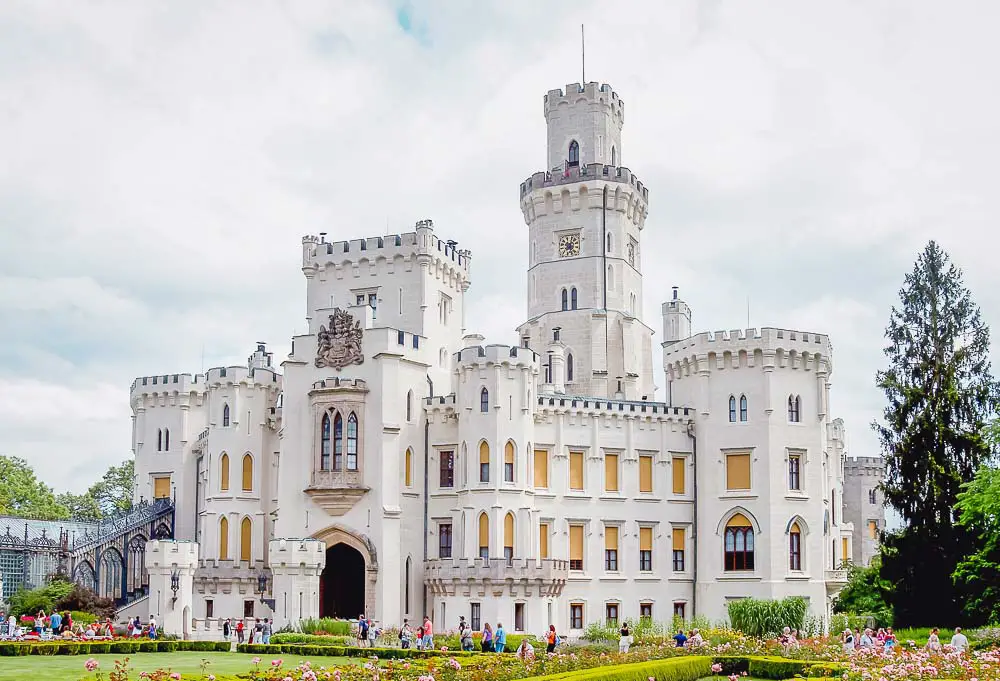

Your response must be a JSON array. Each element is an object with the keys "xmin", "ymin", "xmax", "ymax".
[{"xmin": 70, "ymin": 498, "xmax": 174, "ymax": 553}]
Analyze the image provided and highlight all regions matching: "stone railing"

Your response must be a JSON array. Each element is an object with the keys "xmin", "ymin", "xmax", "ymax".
[
  {"xmin": 824, "ymin": 569, "xmax": 849, "ymax": 586},
  {"xmin": 424, "ymin": 557, "xmax": 568, "ymax": 597}
]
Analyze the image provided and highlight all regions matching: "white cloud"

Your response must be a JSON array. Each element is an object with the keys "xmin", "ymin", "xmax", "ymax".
[{"xmin": 2, "ymin": 0, "xmax": 1000, "ymax": 494}]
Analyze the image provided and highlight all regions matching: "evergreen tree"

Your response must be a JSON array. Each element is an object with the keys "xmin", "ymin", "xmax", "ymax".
[{"xmin": 873, "ymin": 241, "xmax": 999, "ymax": 625}]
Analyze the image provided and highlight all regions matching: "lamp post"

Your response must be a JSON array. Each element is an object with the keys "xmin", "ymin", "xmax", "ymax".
[
  {"xmin": 170, "ymin": 569, "xmax": 180, "ymax": 605},
  {"xmin": 256, "ymin": 572, "xmax": 269, "ymax": 604}
]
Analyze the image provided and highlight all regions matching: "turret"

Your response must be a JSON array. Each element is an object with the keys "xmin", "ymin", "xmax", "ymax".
[
  {"xmin": 544, "ymin": 82, "xmax": 625, "ymax": 171},
  {"xmin": 662, "ymin": 287, "xmax": 692, "ymax": 345}
]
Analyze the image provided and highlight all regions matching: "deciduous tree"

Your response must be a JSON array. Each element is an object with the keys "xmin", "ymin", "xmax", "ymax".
[{"xmin": 0, "ymin": 456, "xmax": 69, "ymax": 520}]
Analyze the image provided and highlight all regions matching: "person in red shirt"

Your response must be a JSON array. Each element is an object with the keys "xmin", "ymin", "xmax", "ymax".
[{"xmin": 421, "ymin": 615, "xmax": 433, "ymax": 650}]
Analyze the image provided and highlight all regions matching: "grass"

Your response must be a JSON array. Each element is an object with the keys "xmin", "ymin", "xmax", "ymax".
[{"xmin": 0, "ymin": 651, "xmax": 355, "ymax": 681}]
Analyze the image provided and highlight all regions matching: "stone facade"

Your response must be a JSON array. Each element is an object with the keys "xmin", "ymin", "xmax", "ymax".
[
  {"xmin": 131, "ymin": 80, "xmax": 851, "ymax": 639},
  {"xmin": 842, "ymin": 456, "xmax": 886, "ymax": 566}
]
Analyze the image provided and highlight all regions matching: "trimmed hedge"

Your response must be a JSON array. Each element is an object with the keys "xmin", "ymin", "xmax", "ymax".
[
  {"xmin": 236, "ymin": 642, "xmax": 474, "ymax": 658},
  {"xmin": 712, "ymin": 655, "xmax": 848, "ymax": 679},
  {"xmin": 269, "ymin": 632, "xmax": 356, "ymax": 646},
  {"xmin": 526, "ymin": 654, "xmax": 712, "ymax": 681},
  {"xmin": 0, "ymin": 640, "xmax": 231, "ymax": 656}
]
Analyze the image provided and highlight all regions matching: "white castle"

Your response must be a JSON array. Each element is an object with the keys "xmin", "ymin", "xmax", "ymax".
[{"xmin": 132, "ymin": 81, "xmax": 852, "ymax": 638}]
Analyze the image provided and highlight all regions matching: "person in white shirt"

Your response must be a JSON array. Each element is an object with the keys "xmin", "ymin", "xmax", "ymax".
[{"xmin": 950, "ymin": 627, "xmax": 969, "ymax": 652}]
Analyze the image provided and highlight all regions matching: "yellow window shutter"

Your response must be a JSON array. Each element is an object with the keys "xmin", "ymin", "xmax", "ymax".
[
  {"xmin": 640, "ymin": 526, "xmax": 653, "ymax": 551},
  {"xmin": 505, "ymin": 442, "xmax": 515, "ymax": 464},
  {"xmin": 239, "ymin": 517, "xmax": 252, "ymax": 562},
  {"xmin": 672, "ymin": 456, "xmax": 686, "ymax": 494},
  {"xmin": 478, "ymin": 513, "xmax": 489, "ymax": 549},
  {"xmin": 727, "ymin": 513, "xmax": 752, "ymax": 528},
  {"xmin": 726, "ymin": 453, "xmax": 751, "ymax": 490},
  {"xmin": 639, "ymin": 455, "xmax": 653, "ymax": 493},
  {"xmin": 539, "ymin": 522, "xmax": 549, "ymax": 558},
  {"xmin": 220, "ymin": 454, "xmax": 230, "ymax": 491},
  {"xmin": 479, "ymin": 441, "xmax": 490, "ymax": 464},
  {"xmin": 504, "ymin": 513, "xmax": 515, "ymax": 548},
  {"xmin": 570, "ymin": 451, "xmax": 584, "ymax": 490},
  {"xmin": 533, "ymin": 450, "xmax": 548, "ymax": 488},
  {"xmin": 405, "ymin": 448, "xmax": 412, "ymax": 487},
  {"xmin": 605, "ymin": 525, "xmax": 619, "ymax": 550},
  {"xmin": 605, "ymin": 453, "xmax": 618, "ymax": 492},
  {"xmin": 790, "ymin": 521, "xmax": 801, "ymax": 535},
  {"xmin": 241, "ymin": 454, "xmax": 253, "ymax": 492},
  {"xmin": 153, "ymin": 476, "xmax": 170, "ymax": 499},
  {"xmin": 219, "ymin": 516, "xmax": 229, "ymax": 560},
  {"xmin": 842, "ymin": 537, "xmax": 849, "ymax": 560},
  {"xmin": 569, "ymin": 525, "xmax": 583, "ymax": 561},
  {"xmin": 672, "ymin": 527, "xmax": 685, "ymax": 551},
  {"xmin": 868, "ymin": 521, "xmax": 877, "ymax": 539}
]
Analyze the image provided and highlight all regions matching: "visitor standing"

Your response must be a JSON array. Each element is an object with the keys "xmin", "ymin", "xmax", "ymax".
[
  {"xmin": 49, "ymin": 610, "xmax": 62, "ymax": 635},
  {"xmin": 415, "ymin": 622, "xmax": 424, "ymax": 650},
  {"xmin": 421, "ymin": 615, "xmax": 433, "ymax": 650},
  {"xmin": 950, "ymin": 627, "xmax": 969, "ymax": 652},
  {"xmin": 263, "ymin": 618, "xmax": 272, "ymax": 644},
  {"xmin": 460, "ymin": 620, "xmax": 473, "ymax": 651},
  {"xmin": 494, "ymin": 622, "xmax": 506, "ymax": 653},
  {"xmin": 926, "ymin": 628, "xmax": 942, "ymax": 652},
  {"xmin": 400, "ymin": 619, "xmax": 412, "ymax": 649},
  {"xmin": 619, "ymin": 621, "xmax": 631, "ymax": 653},
  {"xmin": 859, "ymin": 628, "xmax": 875, "ymax": 649},
  {"xmin": 842, "ymin": 629, "xmax": 855, "ymax": 654},
  {"xmin": 481, "ymin": 623, "xmax": 493, "ymax": 652},
  {"xmin": 358, "ymin": 615, "xmax": 369, "ymax": 647},
  {"xmin": 223, "ymin": 618, "xmax": 231, "ymax": 641},
  {"xmin": 546, "ymin": 624, "xmax": 558, "ymax": 653},
  {"xmin": 673, "ymin": 629, "xmax": 687, "ymax": 647},
  {"xmin": 148, "ymin": 616, "xmax": 157, "ymax": 640},
  {"xmin": 236, "ymin": 619, "xmax": 245, "ymax": 643}
]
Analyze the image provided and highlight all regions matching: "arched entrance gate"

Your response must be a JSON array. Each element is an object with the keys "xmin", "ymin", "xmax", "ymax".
[{"xmin": 311, "ymin": 524, "xmax": 378, "ymax": 619}]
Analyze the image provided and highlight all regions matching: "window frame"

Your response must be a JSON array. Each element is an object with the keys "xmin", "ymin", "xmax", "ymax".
[
  {"xmin": 439, "ymin": 451, "xmax": 455, "ymax": 489},
  {"xmin": 739, "ymin": 394, "xmax": 748, "ymax": 422},
  {"xmin": 724, "ymin": 522, "xmax": 755, "ymax": 572},
  {"xmin": 788, "ymin": 453, "xmax": 802, "ymax": 491},
  {"xmin": 569, "ymin": 603, "xmax": 584, "ymax": 630},
  {"xmin": 438, "ymin": 522, "xmax": 453, "ymax": 559}
]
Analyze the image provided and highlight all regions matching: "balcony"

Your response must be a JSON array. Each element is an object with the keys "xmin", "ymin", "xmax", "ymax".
[
  {"xmin": 824, "ymin": 569, "xmax": 849, "ymax": 593},
  {"xmin": 424, "ymin": 557, "xmax": 569, "ymax": 598},
  {"xmin": 304, "ymin": 470, "xmax": 369, "ymax": 517}
]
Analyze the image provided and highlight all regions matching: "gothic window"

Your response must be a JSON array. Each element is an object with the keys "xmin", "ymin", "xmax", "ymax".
[
  {"xmin": 630, "ymin": 292, "xmax": 637, "ymax": 315},
  {"xmin": 333, "ymin": 413, "xmax": 344, "ymax": 470},
  {"xmin": 607, "ymin": 233, "xmax": 612, "ymax": 253},
  {"xmin": 479, "ymin": 441, "xmax": 490, "ymax": 483},
  {"xmin": 571, "ymin": 287, "xmax": 578, "ymax": 310},
  {"xmin": 346, "ymin": 413, "xmax": 359, "ymax": 471},
  {"xmin": 568, "ymin": 140, "xmax": 579, "ymax": 166},
  {"xmin": 728, "ymin": 396, "xmax": 737, "ymax": 422},
  {"xmin": 404, "ymin": 448, "xmax": 413, "ymax": 487},
  {"xmin": 157, "ymin": 429, "xmax": 162, "ymax": 452},
  {"xmin": 220, "ymin": 453, "xmax": 230, "ymax": 491},
  {"xmin": 320, "ymin": 413, "xmax": 331, "ymax": 470},
  {"xmin": 504, "ymin": 441, "xmax": 515, "ymax": 482},
  {"xmin": 627, "ymin": 242, "xmax": 635, "ymax": 267},
  {"xmin": 868, "ymin": 489, "xmax": 877, "ymax": 504},
  {"xmin": 504, "ymin": 512, "xmax": 515, "ymax": 564},
  {"xmin": 219, "ymin": 516, "xmax": 229, "ymax": 560},
  {"xmin": 480, "ymin": 387, "xmax": 489, "ymax": 413},
  {"xmin": 561, "ymin": 288, "xmax": 568, "ymax": 311},
  {"xmin": 223, "ymin": 403, "xmax": 230, "ymax": 427},
  {"xmin": 566, "ymin": 353, "xmax": 574, "ymax": 382},
  {"xmin": 789, "ymin": 522, "xmax": 802, "ymax": 571},
  {"xmin": 406, "ymin": 390, "xmax": 413, "ymax": 422},
  {"xmin": 163, "ymin": 428, "xmax": 169, "ymax": 451},
  {"xmin": 788, "ymin": 395, "xmax": 801, "ymax": 422},
  {"xmin": 724, "ymin": 514, "xmax": 755, "ymax": 571},
  {"xmin": 241, "ymin": 454, "xmax": 253, "ymax": 492},
  {"xmin": 405, "ymin": 557, "xmax": 412, "ymax": 614},
  {"xmin": 239, "ymin": 516, "xmax": 252, "ymax": 562},
  {"xmin": 478, "ymin": 512, "xmax": 490, "ymax": 560},
  {"xmin": 739, "ymin": 395, "xmax": 748, "ymax": 422}
]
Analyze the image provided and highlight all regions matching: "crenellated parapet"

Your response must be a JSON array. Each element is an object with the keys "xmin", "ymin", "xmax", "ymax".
[
  {"xmin": 663, "ymin": 327, "xmax": 833, "ymax": 382},
  {"xmin": 519, "ymin": 164, "xmax": 649, "ymax": 229},
  {"xmin": 268, "ymin": 538, "xmax": 325, "ymax": 575},
  {"xmin": 456, "ymin": 344, "xmax": 539, "ymax": 371},
  {"xmin": 544, "ymin": 82, "xmax": 624, "ymax": 124},
  {"xmin": 534, "ymin": 394, "xmax": 693, "ymax": 429}
]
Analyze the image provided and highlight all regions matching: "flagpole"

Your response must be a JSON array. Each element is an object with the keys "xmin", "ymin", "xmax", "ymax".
[{"xmin": 581, "ymin": 24, "xmax": 586, "ymax": 84}]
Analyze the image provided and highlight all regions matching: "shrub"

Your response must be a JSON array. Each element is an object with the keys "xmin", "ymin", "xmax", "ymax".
[
  {"xmin": 270, "ymin": 632, "xmax": 354, "ymax": 646},
  {"xmin": 138, "ymin": 641, "xmax": 159, "ymax": 652},
  {"xmin": 7, "ymin": 578, "xmax": 75, "ymax": 618},
  {"xmin": 528, "ymin": 654, "xmax": 712, "ymax": 681},
  {"xmin": 297, "ymin": 617, "xmax": 353, "ymax": 636},
  {"xmin": 726, "ymin": 597, "xmax": 807, "ymax": 638},
  {"xmin": 156, "ymin": 641, "xmax": 178, "ymax": 652},
  {"xmin": 109, "ymin": 641, "xmax": 140, "ymax": 654},
  {"xmin": 88, "ymin": 642, "xmax": 111, "ymax": 654}
]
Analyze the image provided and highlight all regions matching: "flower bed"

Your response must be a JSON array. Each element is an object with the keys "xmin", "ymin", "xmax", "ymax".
[
  {"xmin": 237, "ymin": 643, "xmax": 477, "ymax": 659},
  {"xmin": 841, "ymin": 645, "xmax": 1000, "ymax": 681},
  {"xmin": 0, "ymin": 639, "xmax": 231, "ymax": 656}
]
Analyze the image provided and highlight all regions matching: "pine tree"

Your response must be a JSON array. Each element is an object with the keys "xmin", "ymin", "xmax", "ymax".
[{"xmin": 873, "ymin": 241, "xmax": 999, "ymax": 625}]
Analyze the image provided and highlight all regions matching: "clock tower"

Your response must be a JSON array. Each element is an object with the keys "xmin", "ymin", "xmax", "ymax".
[{"xmin": 517, "ymin": 82, "xmax": 655, "ymax": 401}]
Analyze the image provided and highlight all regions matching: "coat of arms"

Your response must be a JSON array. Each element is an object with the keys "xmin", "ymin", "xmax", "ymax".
[{"xmin": 315, "ymin": 308, "xmax": 364, "ymax": 369}]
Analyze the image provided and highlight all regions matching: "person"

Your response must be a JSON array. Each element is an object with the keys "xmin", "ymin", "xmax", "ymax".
[
  {"xmin": 400, "ymin": 619, "xmax": 412, "ymax": 649},
  {"xmin": 688, "ymin": 629, "xmax": 704, "ymax": 647},
  {"xmin": 517, "ymin": 638, "xmax": 535, "ymax": 661},
  {"xmin": 148, "ymin": 616, "xmax": 157, "ymax": 640},
  {"xmin": 926, "ymin": 627, "xmax": 941, "ymax": 652},
  {"xmin": 842, "ymin": 629, "xmax": 855, "ymax": 654},
  {"xmin": 223, "ymin": 618, "xmax": 231, "ymax": 641},
  {"xmin": 481, "ymin": 623, "xmax": 493, "ymax": 652},
  {"xmin": 421, "ymin": 615, "xmax": 434, "ymax": 650},
  {"xmin": 263, "ymin": 618, "xmax": 272, "ymax": 645},
  {"xmin": 236, "ymin": 619, "xmax": 245, "ymax": 644},
  {"xmin": 460, "ymin": 620, "xmax": 474, "ymax": 651},
  {"xmin": 673, "ymin": 629, "xmax": 687, "ymax": 647},
  {"xmin": 358, "ymin": 614, "xmax": 368, "ymax": 648},
  {"xmin": 546, "ymin": 624, "xmax": 558, "ymax": 653},
  {"xmin": 859, "ymin": 628, "xmax": 875, "ymax": 649},
  {"xmin": 619, "ymin": 621, "xmax": 631, "ymax": 653},
  {"xmin": 49, "ymin": 610, "xmax": 62, "ymax": 635},
  {"xmin": 876, "ymin": 628, "xmax": 887, "ymax": 644},
  {"xmin": 494, "ymin": 622, "xmax": 506, "ymax": 653},
  {"xmin": 950, "ymin": 627, "xmax": 969, "ymax": 652},
  {"xmin": 415, "ymin": 622, "xmax": 424, "ymax": 650},
  {"xmin": 368, "ymin": 619, "xmax": 378, "ymax": 647}
]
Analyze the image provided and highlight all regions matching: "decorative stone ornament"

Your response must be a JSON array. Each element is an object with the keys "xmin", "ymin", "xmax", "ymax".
[{"xmin": 315, "ymin": 308, "xmax": 364, "ymax": 369}]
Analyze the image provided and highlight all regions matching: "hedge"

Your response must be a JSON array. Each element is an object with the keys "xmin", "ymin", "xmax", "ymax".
[
  {"xmin": 523, "ymin": 655, "xmax": 712, "ymax": 681},
  {"xmin": 269, "ymin": 632, "xmax": 356, "ymax": 646},
  {"xmin": 0, "ymin": 640, "xmax": 231, "ymax": 656},
  {"xmin": 712, "ymin": 655, "xmax": 847, "ymax": 679},
  {"xmin": 236, "ymin": 642, "xmax": 475, "ymax": 659}
]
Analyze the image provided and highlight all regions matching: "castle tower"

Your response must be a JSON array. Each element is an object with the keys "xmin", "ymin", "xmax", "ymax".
[
  {"xmin": 517, "ymin": 83, "xmax": 654, "ymax": 401},
  {"xmin": 146, "ymin": 540, "xmax": 199, "ymax": 637},
  {"xmin": 662, "ymin": 287, "xmax": 692, "ymax": 345},
  {"xmin": 268, "ymin": 538, "xmax": 326, "ymax": 629}
]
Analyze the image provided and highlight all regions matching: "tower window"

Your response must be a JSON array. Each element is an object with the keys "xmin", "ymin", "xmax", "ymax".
[
  {"xmin": 788, "ymin": 395, "xmax": 801, "ymax": 422},
  {"xmin": 724, "ymin": 514, "xmax": 755, "ymax": 571},
  {"xmin": 561, "ymin": 288, "xmax": 568, "ymax": 311},
  {"xmin": 728, "ymin": 396, "xmax": 737, "ymax": 422},
  {"xmin": 223, "ymin": 403, "xmax": 230, "ymax": 427},
  {"xmin": 320, "ymin": 414, "xmax": 331, "ymax": 470},
  {"xmin": 346, "ymin": 412, "xmax": 358, "ymax": 470},
  {"xmin": 568, "ymin": 140, "xmax": 579, "ymax": 166},
  {"xmin": 566, "ymin": 353, "xmax": 574, "ymax": 382},
  {"xmin": 480, "ymin": 387, "xmax": 489, "ymax": 413},
  {"xmin": 739, "ymin": 395, "xmax": 748, "ymax": 422},
  {"xmin": 571, "ymin": 287, "xmax": 578, "ymax": 310}
]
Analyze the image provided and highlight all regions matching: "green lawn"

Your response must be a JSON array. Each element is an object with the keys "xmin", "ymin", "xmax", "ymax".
[{"xmin": 0, "ymin": 651, "xmax": 354, "ymax": 681}]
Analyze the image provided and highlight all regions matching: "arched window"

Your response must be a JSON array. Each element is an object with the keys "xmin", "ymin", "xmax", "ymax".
[
  {"xmin": 611, "ymin": 146, "xmax": 617, "ymax": 166},
  {"xmin": 561, "ymin": 288, "xmax": 568, "ymax": 311},
  {"xmin": 157, "ymin": 429, "xmax": 162, "ymax": 452},
  {"xmin": 405, "ymin": 556, "xmax": 412, "ymax": 614},
  {"xmin": 480, "ymin": 387, "xmax": 489, "ymax": 413},
  {"xmin": 239, "ymin": 517, "xmax": 252, "ymax": 562},
  {"xmin": 571, "ymin": 287, "xmax": 578, "ymax": 310},
  {"xmin": 241, "ymin": 454, "xmax": 253, "ymax": 492},
  {"xmin": 163, "ymin": 428, "xmax": 169, "ymax": 451},
  {"xmin": 220, "ymin": 453, "xmax": 230, "ymax": 492},
  {"xmin": 789, "ymin": 522, "xmax": 802, "ymax": 571},
  {"xmin": 479, "ymin": 441, "xmax": 490, "ymax": 483},
  {"xmin": 320, "ymin": 413, "xmax": 331, "ymax": 471},
  {"xmin": 478, "ymin": 513, "xmax": 489, "ymax": 560},
  {"xmin": 724, "ymin": 514, "xmax": 755, "ymax": 571},
  {"xmin": 728, "ymin": 396, "xmax": 737, "ymax": 422},
  {"xmin": 504, "ymin": 441, "xmax": 515, "ymax": 482},
  {"xmin": 567, "ymin": 353, "xmax": 574, "ymax": 382},
  {"xmin": 333, "ymin": 413, "xmax": 343, "ymax": 470},
  {"xmin": 630, "ymin": 292, "xmax": 637, "ymax": 315},
  {"xmin": 223, "ymin": 403, "xmax": 230, "ymax": 427},
  {"xmin": 406, "ymin": 390, "xmax": 413, "ymax": 422},
  {"xmin": 404, "ymin": 448, "xmax": 413, "ymax": 487},
  {"xmin": 568, "ymin": 140, "xmax": 579, "ymax": 166},
  {"xmin": 219, "ymin": 516, "xmax": 229, "ymax": 560},
  {"xmin": 788, "ymin": 395, "xmax": 801, "ymax": 422},
  {"xmin": 346, "ymin": 413, "xmax": 359, "ymax": 471},
  {"xmin": 739, "ymin": 395, "xmax": 748, "ymax": 422},
  {"xmin": 503, "ymin": 512, "xmax": 515, "ymax": 564},
  {"xmin": 607, "ymin": 233, "xmax": 612, "ymax": 253}
]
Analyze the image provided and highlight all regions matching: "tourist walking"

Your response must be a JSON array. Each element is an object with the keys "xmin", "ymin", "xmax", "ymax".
[
  {"xmin": 494, "ymin": 622, "xmax": 506, "ymax": 652},
  {"xmin": 358, "ymin": 614, "xmax": 368, "ymax": 647},
  {"xmin": 619, "ymin": 621, "xmax": 631, "ymax": 653},
  {"xmin": 950, "ymin": 627, "xmax": 969, "ymax": 652},
  {"xmin": 223, "ymin": 618, "xmax": 231, "ymax": 641},
  {"xmin": 673, "ymin": 629, "xmax": 687, "ymax": 647},
  {"xmin": 546, "ymin": 624, "xmax": 558, "ymax": 653},
  {"xmin": 460, "ymin": 620, "xmax": 474, "ymax": 651},
  {"xmin": 236, "ymin": 619, "xmax": 244, "ymax": 643},
  {"xmin": 263, "ymin": 618, "xmax": 272, "ymax": 644},
  {"xmin": 399, "ymin": 619, "xmax": 412, "ymax": 649},
  {"xmin": 421, "ymin": 615, "xmax": 433, "ymax": 650},
  {"xmin": 926, "ymin": 628, "xmax": 941, "ymax": 652},
  {"xmin": 481, "ymin": 623, "xmax": 493, "ymax": 652},
  {"xmin": 148, "ymin": 616, "xmax": 157, "ymax": 640}
]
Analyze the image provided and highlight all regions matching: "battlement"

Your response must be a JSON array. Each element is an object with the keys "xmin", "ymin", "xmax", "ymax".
[
  {"xmin": 536, "ymin": 394, "xmax": 692, "ymax": 423},
  {"xmin": 845, "ymin": 456, "xmax": 886, "ymax": 474},
  {"xmin": 664, "ymin": 327, "xmax": 831, "ymax": 359},
  {"xmin": 267, "ymin": 538, "xmax": 325, "ymax": 568},
  {"xmin": 456, "ymin": 344, "xmax": 539, "ymax": 369},
  {"xmin": 146, "ymin": 540, "xmax": 199, "ymax": 568},
  {"xmin": 131, "ymin": 349, "xmax": 282, "ymax": 401},
  {"xmin": 520, "ymin": 163, "xmax": 649, "ymax": 203},
  {"xmin": 310, "ymin": 377, "xmax": 368, "ymax": 392},
  {"xmin": 301, "ymin": 219, "xmax": 471, "ymax": 279},
  {"xmin": 544, "ymin": 82, "xmax": 624, "ymax": 123}
]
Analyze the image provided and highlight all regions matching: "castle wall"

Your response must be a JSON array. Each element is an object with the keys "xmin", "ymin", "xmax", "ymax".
[{"xmin": 842, "ymin": 457, "xmax": 886, "ymax": 566}]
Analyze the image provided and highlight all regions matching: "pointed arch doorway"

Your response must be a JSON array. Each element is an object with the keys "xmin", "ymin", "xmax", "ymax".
[{"xmin": 313, "ymin": 524, "xmax": 378, "ymax": 619}]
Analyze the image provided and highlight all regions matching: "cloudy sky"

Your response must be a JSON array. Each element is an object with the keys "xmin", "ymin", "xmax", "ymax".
[{"xmin": 2, "ymin": 1, "xmax": 999, "ymax": 496}]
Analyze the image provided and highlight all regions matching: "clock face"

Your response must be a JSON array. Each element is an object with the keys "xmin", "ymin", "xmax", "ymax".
[{"xmin": 558, "ymin": 234, "xmax": 581, "ymax": 257}]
